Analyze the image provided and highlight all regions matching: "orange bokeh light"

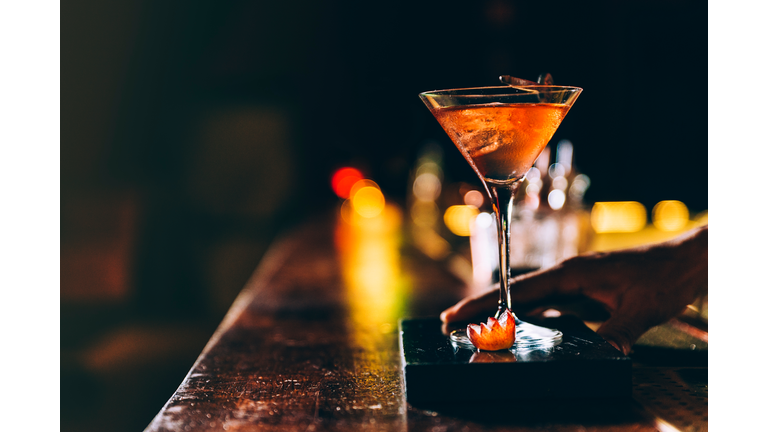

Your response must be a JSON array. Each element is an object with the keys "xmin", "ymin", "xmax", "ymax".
[{"xmin": 331, "ymin": 167, "xmax": 364, "ymax": 198}]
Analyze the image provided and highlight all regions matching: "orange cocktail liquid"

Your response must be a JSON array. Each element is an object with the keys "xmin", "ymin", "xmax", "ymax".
[{"xmin": 431, "ymin": 103, "xmax": 570, "ymax": 185}]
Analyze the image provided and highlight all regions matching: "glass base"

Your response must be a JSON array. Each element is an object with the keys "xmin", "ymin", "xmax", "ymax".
[{"xmin": 450, "ymin": 318, "xmax": 563, "ymax": 351}]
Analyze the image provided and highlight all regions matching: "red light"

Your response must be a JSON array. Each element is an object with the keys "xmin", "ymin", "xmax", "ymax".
[{"xmin": 331, "ymin": 167, "xmax": 364, "ymax": 198}]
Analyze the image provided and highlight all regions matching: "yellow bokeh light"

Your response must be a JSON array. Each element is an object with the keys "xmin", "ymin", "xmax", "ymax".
[
  {"xmin": 652, "ymin": 200, "xmax": 690, "ymax": 232},
  {"xmin": 341, "ymin": 198, "xmax": 401, "ymax": 233},
  {"xmin": 694, "ymin": 210, "xmax": 708, "ymax": 226},
  {"xmin": 335, "ymin": 202, "xmax": 408, "ymax": 348},
  {"xmin": 339, "ymin": 198, "xmax": 354, "ymax": 225},
  {"xmin": 349, "ymin": 179, "xmax": 379, "ymax": 196},
  {"xmin": 351, "ymin": 185, "xmax": 385, "ymax": 218},
  {"xmin": 591, "ymin": 201, "xmax": 647, "ymax": 233},
  {"xmin": 444, "ymin": 205, "xmax": 479, "ymax": 237}
]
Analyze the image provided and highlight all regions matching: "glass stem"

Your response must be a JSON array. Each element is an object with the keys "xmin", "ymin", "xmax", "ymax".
[{"xmin": 490, "ymin": 183, "xmax": 521, "ymax": 319}]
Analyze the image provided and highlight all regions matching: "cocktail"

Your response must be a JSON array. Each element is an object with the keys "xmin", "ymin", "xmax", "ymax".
[{"xmin": 419, "ymin": 82, "xmax": 582, "ymax": 349}]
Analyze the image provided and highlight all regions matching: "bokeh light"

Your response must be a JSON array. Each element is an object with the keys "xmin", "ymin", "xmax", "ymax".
[
  {"xmin": 349, "ymin": 178, "xmax": 378, "ymax": 198},
  {"xmin": 694, "ymin": 210, "xmax": 708, "ymax": 226},
  {"xmin": 444, "ymin": 205, "xmax": 479, "ymax": 237},
  {"xmin": 526, "ymin": 183, "xmax": 541, "ymax": 196},
  {"xmin": 474, "ymin": 212, "xmax": 494, "ymax": 229},
  {"xmin": 556, "ymin": 139, "xmax": 573, "ymax": 175},
  {"xmin": 416, "ymin": 160, "xmax": 441, "ymax": 175},
  {"xmin": 548, "ymin": 189, "xmax": 566, "ymax": 210},
  {"xmin": 463, "ymin": 190, "xmax": 485, "ymax": 207},
  {"xmin": 335, "ymin": 200, "xmax": 407, "ymax": 342},
  {"xmin": 331, "ymin": 167, "xmax": 364, "ymax": 198},
  {"xmin": 410, "ymin": 200, "xmax": 439, "ymax": 228},
  {"xmin": 569, "ymin": 174, "xmax": 590, "ymax": 202},
  {"xmin": 526, "ymin": 167, "xmax": 542, "ymax": 182},
  {"xmin": 548, "ymin": 163, "xmax": 566, "ymax": 179},
  {"xmin": 552, "ymin": 176, "xmax": 568, "ymax": 191},
  {"xmin": 412, "ymin": 172, "xmax": 441, "ymax": 201},
  {"xmin": 652, "ymin": 200, "xmax": 690, "ymax": 232},
  {"xmin": 535, "ymin": 147, "xmax": 550, "ymax": 172},
  {"xmin": 591, "ymin": 201, "xmax": 647, "ymax": 233},
  {"xmin": 350, "ymin": 181, "xmax": 385, "ymax": 218}
]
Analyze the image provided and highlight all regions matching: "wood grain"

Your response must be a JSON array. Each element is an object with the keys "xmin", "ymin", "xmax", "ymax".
[{"xmin": 145, "ymin": 215, "xmax": 705, "ymax": 431}]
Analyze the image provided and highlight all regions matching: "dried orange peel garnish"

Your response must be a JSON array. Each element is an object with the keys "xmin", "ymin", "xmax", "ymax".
[{"xmin": 467, "ymin": 309, "xmax": 516, "ymax": 351}]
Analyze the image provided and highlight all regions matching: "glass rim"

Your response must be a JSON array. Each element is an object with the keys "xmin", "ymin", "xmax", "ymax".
[{"xmin": 419, "ymin": 85, "xmax": 583, "ymax": 97}]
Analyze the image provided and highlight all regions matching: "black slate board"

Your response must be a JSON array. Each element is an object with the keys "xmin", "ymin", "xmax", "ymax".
[{"xmin": 399, "ymin": 315, "xmax": 631, "ymax": 403}]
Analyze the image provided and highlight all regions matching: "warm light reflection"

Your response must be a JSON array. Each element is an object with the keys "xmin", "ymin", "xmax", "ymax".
[
  {"xmin": 469, "ymin": 351, "xmax": 517, "ymax": 363},
  {"xmin": 331, "ymin": 167, "xmax": 364, "ymax": 198},
  {"xmin": 444, "ymin": 205, "xmax": 479, "ymax": 237},
  {"xmin": 653, "ymin": 200, "xmax": 690, "ymax": 232},
  {"xmin": 351, "ymin": 186, "xmax": 385, "ymax": 218},
  {"xmin": 591, "ymin": 201, "xmax": 647, "ymax": 233},
  {"xmin": 349, "ymin": 179, "xmax": 379, "ymax": 197},
  {"xmin": 341, "ymin": 199, "xmax": 400, "ymax": 234},
  {"xmin": 694, "ymin": 210, "xmax": 708, "ymax": 226},
  {"xmin": 463, "ymin": 190, "xmax": 485, "ymax": 207},
  {"xmin": 654, "ymin": 419, "xmax": 682, "ymax": 432},
  {"xmin": 339, "ymin": 199, "xmax": 354, "ymax": 225},
  {"xmin": 336, "ymin": 203, "xmax": 408, "ymax": 338}
]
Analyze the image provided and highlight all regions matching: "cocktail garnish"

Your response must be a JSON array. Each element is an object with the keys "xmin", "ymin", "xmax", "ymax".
[
  {"xmin": 498, "ymin": 75, "xmax": 537, "ymax": 86},
  {"xmin": 466, "ymin": 309, "xmax": 516, "ymax": 351},
  {"xmin": 499, "ymin": 73, "xmax": 553, "ymax": 86}
]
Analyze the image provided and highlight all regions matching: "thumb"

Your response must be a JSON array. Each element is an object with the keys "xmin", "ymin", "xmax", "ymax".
[{"xmin": 596, "ymin": 313, "xmax": 650, "ymax": 355}]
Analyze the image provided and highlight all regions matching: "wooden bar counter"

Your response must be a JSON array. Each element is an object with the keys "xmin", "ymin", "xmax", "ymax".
[{"xmin": 145, "ymin": 210, "xmax": 707, "ymax": 432}]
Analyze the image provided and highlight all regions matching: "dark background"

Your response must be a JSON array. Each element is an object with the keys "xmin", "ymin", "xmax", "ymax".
[{"xmin": 61, "ymin": 1, "xmax": 707, "ymax": 431}]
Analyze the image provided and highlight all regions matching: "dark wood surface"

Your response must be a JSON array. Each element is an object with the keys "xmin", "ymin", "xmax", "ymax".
[{"xmin": 145, "ymin": 214, "xmax": 707, "ymax": 432}]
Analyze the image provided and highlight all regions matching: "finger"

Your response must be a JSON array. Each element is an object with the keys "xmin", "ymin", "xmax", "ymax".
[
  {"xmin": 506, "ymin": 259, "xmax": 584, "ymax": 305},
  {"xmin": 440, "ymin": 288, "xmax": 497, "ymax": 323},
  {"xmin": 441, "ymin": 257, "xmax": 588, "ymax": 323},
  {"xmin": 596, "ymin": 313, "xmax": 650, "ymax": 355}
]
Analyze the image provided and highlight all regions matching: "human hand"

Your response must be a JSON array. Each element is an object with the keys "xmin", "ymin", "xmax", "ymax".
[{"xmin": 441, "ymin": 225, "xmax": 707, "ymax": 355}]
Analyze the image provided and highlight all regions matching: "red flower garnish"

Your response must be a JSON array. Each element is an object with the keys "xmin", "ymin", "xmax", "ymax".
[{"xmin": 467, "ymin": 309, "xmax": 516, "ymax": 351}]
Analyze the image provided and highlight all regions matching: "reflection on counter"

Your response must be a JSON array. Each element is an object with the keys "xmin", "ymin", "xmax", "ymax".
[{"xmin": 332, "ymin": 167, "xmax": 409, "ymax": 336}]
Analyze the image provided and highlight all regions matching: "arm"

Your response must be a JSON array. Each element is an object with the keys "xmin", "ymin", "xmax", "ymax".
[{"xmin": 441, "ymin": 225, "xmax": 708, "ymax": 354}]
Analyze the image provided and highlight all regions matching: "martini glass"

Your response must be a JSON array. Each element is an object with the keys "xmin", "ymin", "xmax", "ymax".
[{"xmin": 419, "ymin": 84, "xmax": 582, "ymax": 350}]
